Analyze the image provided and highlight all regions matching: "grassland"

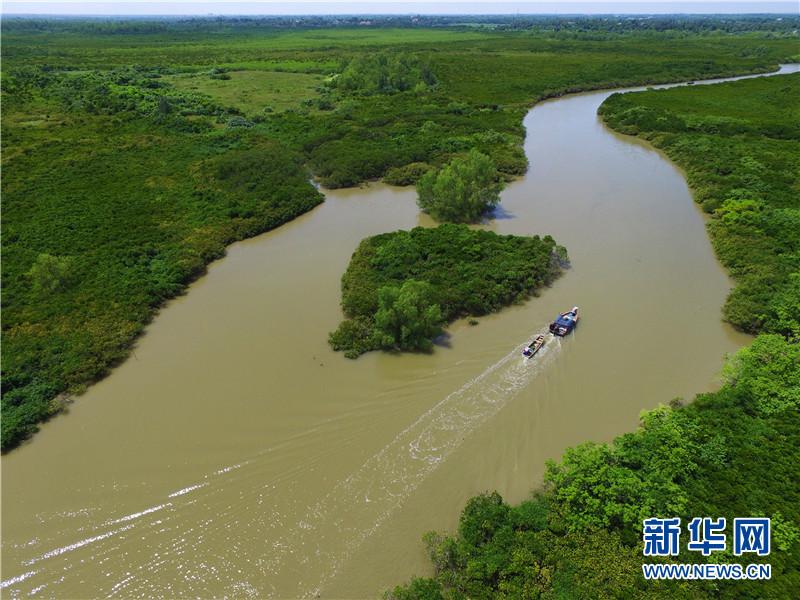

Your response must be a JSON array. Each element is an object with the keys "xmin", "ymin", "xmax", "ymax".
[
  {"xmin": 2, "ymin": 19, "xmax": 798, "ymax": 449},
  {"xmin": 164, "ymin": 70, "xmax": 325, "ymax": 115}
]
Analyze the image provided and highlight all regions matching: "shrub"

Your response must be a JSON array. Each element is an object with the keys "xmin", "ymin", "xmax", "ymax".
[
  {"xmin": 383, "ymin": 162, "xmax": 434, "ymax": 186},
  {"xmin": 26, "ymin": 253, "xmax": 77, "ymax": 294}
]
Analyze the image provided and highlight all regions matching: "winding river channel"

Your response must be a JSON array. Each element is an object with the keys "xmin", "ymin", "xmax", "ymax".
[{"xmin": 3, "ymin": 66, "xmax": 798, "ymax": 598}]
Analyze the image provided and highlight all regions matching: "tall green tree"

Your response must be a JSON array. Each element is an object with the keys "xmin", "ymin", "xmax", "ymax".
[
  {"xmin": 374, "ymin": 280, "xmax": 444, "ymax": 351},
  {"xmin": 416, "ymin": 149, "xmax": 502, "ymax": 223}
]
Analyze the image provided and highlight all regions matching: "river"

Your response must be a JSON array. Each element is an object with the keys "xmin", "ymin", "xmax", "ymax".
[{"xmin": 3, "ymin": 66, "xmax": 797, "ymax": 598}]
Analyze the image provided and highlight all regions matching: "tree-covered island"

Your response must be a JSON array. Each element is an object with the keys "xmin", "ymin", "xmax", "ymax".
[
  {"xmin": 417, "ymin": 149, "xmax": 504, "ymax": 223},
  {"xmin": 329, "ymin": 224, "xmax": 568, "ymax": 357}
]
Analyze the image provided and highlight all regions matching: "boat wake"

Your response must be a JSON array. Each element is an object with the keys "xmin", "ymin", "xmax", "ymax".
[
  {"xmin": 1, "ymin": 330, "xmax": 560, "ymax": 598},
  {"xmin": 266, "ymin": 328, "xmax": 562, "ymax": 596}
]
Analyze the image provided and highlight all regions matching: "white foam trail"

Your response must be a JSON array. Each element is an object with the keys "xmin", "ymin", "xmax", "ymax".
[
  {"xmin": 108, "ymin": 503, "xmax": 171, "ymax": 524},
  {"xmin": 168, "ymin": 483, "xmax": 208, "ymax": 498},
  {"xmin": 23, "ymin": 525, "xmax": 134, "ymax": 566},
  {"xmin": 28, "ymin": 583, "xmax": 48, "ymax": 596},
  {"xmin": 214, "ymin": 463, "xmax": 245, "ymax": 475},
  {"xmin": 5, "ymin": 456, "xmax": 275, "ymax": 597},
  {"xmin": 0, "ymin": 570, "xmax": 38, "ymax": 589},
  {"xmin": 4, "ymin": 332, "xmax": 559, "ymax": 598},
  {"xmin": 263, "ymin": 330, "xmax": 560, "ymax": 596}
]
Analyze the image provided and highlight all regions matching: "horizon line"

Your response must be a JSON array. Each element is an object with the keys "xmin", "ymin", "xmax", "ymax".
[
  {"xmin": 4, "ymin": 1, "xmax": 798, "ymax": 17},
  {"xmin": 4, "ymin": 12, "xmax": 798, "ymax": 17}
]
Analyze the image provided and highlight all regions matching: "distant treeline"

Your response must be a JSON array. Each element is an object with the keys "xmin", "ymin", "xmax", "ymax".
[{"xmin": 3, "ymin": 14, "xmax": 800, "ymax": 35}]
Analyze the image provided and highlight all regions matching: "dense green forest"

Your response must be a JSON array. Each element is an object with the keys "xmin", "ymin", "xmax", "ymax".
[
  {"xmin": 388, "ymin": 72, "xmax": 800, "ymax": 599},
  {"xmin": 2, "ymin": 18, "xmax": 798, "ymax": 448},
  {"xmin": 601, "ymin": 73, "xmax": 800, "ymax": 336},
  {"xmin": 329, "ymin": 225, "xmax": 566, "ymax": 357}
]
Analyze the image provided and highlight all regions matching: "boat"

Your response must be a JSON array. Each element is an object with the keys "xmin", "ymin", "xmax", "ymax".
[
  {"xmin": 522, "ymin": 334, "xmax": 546, "ymax": 358},
  {"xmin": 549, "ymin": 306, "xmax": 579, "ymax": 336}
]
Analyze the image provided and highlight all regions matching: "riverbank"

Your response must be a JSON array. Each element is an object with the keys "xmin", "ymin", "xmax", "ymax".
[
  {"xmin": 600, "ymin": 70, "xmax": 800, "ymax": 337},
  {"xmin": 389, "ymin": 334, "xmax": 800, "ymax": 599}
]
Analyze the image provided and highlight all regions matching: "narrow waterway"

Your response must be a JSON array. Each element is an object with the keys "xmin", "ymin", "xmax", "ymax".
[{"xmin": 3, "ymin": 66, "xmax": 797, "ymax": 599}]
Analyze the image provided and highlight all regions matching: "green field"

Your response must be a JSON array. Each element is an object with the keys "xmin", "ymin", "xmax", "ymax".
[
  {"xmin": 1, "ymin": 27, "xmax": 492, "ymax": 69},
  {"xmin": 2, "ymin": 19, "xmax": 798, "ymax": 450},
  {"xmin": 164, "ymin": 70, "xmax": 325, "ymax": 115}
]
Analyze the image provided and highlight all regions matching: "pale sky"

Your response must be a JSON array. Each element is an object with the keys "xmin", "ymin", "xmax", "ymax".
[{"xmin": 2, "ymin": 1, "xmax": 798, "ymax": 16}]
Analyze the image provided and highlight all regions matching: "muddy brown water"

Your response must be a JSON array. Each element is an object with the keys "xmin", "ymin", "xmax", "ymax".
[{"xmin": 3, "ymin": 66, "xmax": 797, "ymax": 598}]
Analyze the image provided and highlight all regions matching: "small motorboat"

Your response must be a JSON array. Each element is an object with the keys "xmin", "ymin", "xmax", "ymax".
[
  {"xmin": 549, "ymin": 306, "xmax": 579, "ymax": 336},
  {"xmin": 522, "ymin": 334, "xmax": 546, "ymax": 358}
]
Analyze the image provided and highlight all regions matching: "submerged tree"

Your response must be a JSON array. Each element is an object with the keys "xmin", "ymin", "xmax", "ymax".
[
  {"xmin": 416, "ymin": 149, "xmax": 502, "ymax": 223},
  {"xmin": 374, "ymin": 280, "xmax": 443, "ymax": 351}
]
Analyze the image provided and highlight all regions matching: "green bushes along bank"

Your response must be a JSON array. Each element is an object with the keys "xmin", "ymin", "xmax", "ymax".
[{"xmin": 600, "ymin": 73, "xmax": 800, "ymax": 336}]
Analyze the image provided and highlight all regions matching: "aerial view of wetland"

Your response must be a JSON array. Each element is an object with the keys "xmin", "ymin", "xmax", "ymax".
[{"xmin": 2, "ymin": 5, "xmax": 799, "ymax": 599}]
